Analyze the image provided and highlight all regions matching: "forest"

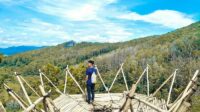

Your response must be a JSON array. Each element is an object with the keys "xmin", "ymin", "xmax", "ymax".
[{"xmin": 0, "ymin": 21, "xmax": 199, "ymax": 112}]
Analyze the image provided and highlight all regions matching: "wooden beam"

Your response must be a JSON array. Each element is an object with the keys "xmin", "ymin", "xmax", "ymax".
[
  {"xmin": 121, "ymin": 84, "xmax": 137, "ymax": 111},
  {"xmin": 167, "ymin": 69, "xmax": 177, "ymax": 105},
  {"xmin": 95, "ymin": 65, "xmax": 114, "ymax": 101},
  {"xmin": 39, "ymin": 85, "xmax": 55, "ymax": 112},
  {"xmin": 24, "ymin": 97, "xmax": 44, "ymax": 112},
  {"xmin": 134, "ymin": 96, "xmax": 168, "ymax": 112},
  {"xmin": 152, "ymin": 70, "xmax": 175, "ymax": 97},
  {"xmin": 169, "ymin": 87, "xmax": 193, "ymax": 112},
  {"xmin": 173, "ymin": 82, "xmax": 198, "ymax": 112},
  {"xmin": 63, "ymin": 70, "xmax": 68, "ymax": 94},
  {"xmin": 109, "ymin": 63, "xmax": 124, "ymax": 91},
  {"xmin": 135, "ymin": 68, "xmax": 147, "ymax": 85},
  {"xmin": 39, "ymin": 69, "xmax": 44, "ymax": 88},
  {"xmin": 15, "ymin": 72, "xmax": 33, "ymax": 105},
  {"xmin": 0, "ymin": 101, "xmax": 6, "ymax": 112},
  {"xmin": 169, "ymin": 70, "xmax": 199, "ymax": 112},
  {"xmin": 39, "ymin": 71, "xmax": 62, "ymax": 94},
  {"xmin": 4, "ymin": 83, "xmax": 29, "ymax": 107},
  {"xmin": 66, "ymin": 66, "xmax": 85, "ymax": 95},
  {"xmin": 146, "ymin": 65, "xmax": 150, "ymax": 96},
  {"xmin": 182, "ymin": 70, "xmax": 199, "ymax": 95},
  {"xmin": 121, "ymin": 67, "xmax": 147, "ymax": 112},
  {"xmin": 95, "ymin": 65, "xmax": 109, "ymax": 91},
  {"xmin": 4, "ymin": 83, "xmax": 27, "ymax": 110},
  {"xmin": 173, "ymin": 70, "xmax": 199, "ymax": 112},
  {"xmin": 20, "ymin": 76, "xmax": 40, "ymax": 97},
  {"xmin": 121, "ymin": 64, "xmax": 129, "ymax": 91}
]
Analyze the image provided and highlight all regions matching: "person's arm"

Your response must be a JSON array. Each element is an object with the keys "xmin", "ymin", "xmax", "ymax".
[{"xmin": 86, "ymin": 68, "xmax": 89, "ymax": 81}]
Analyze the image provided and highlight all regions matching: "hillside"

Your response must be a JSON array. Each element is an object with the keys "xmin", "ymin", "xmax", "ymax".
[{"xmin": 0, "ymin": 21, "xmax": 199, "ymax": 111}]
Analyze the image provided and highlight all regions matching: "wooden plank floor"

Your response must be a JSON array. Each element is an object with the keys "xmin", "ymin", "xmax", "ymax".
[{"xmin": 53, "ymin": 93, "xmax": 168, "ymax": 112}]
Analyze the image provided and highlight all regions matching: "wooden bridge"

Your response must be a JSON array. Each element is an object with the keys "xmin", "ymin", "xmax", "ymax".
[{"xmin": 1, "ymin": 64, "xmax": 199, "ymax": 112}]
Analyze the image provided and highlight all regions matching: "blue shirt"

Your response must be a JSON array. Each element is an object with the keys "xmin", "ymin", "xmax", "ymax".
[{"xmin": 86, "ymin": 67, "xmax": 97, "ymax": 85}]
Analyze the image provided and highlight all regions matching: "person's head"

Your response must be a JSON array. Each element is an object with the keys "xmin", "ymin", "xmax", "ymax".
[{"xmin": 88, "ymin": 60, "xmax": 94, "ymax": 67}]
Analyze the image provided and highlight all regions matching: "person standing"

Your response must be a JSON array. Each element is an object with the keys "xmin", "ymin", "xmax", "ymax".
[{"xmin": 86, "ymin": 60, "xmax": 97, "ymax": 104}]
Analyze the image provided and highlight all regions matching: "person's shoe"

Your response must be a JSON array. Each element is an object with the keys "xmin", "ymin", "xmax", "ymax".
[{"xmin": 87, "ymin": 100, "xmax": 91, "ymax": 104}]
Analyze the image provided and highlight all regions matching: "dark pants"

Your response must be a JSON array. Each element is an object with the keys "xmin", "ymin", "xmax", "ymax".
[{"xmin": 86, "ymin": 84, "xmax": 95, "ymax": 103}]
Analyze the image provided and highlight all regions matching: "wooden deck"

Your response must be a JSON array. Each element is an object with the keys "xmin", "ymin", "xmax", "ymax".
[
  {"xmin": 53, "ymin": 93, "xmax": 168, "ymax": 112},
  {"xmin": 53, "ymin": 94, "xmax": 92, "ymax": 112}
]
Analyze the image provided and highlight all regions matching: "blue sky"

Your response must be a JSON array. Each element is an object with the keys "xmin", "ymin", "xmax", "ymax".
[{"xmin": 0, "ymin": 0, "xmax": 199, "ymax": 48}]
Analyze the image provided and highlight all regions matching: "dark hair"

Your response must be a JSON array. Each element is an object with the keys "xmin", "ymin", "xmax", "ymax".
[{"xmin": 88, "ymin": 60, "xmax": 94, "ymax": 65}]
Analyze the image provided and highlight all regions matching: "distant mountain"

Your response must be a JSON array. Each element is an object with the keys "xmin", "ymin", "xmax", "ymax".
[
  {"xmin": 0, "ymin": 46, "xmax": 44, "ymax": 55},
  {"xmin": 0, "ymin": 40, "xmax": 76, "ymax": 56},
  {"xmin": 63, "ymin": 40, "xmax": 76, "ymax": 48}
]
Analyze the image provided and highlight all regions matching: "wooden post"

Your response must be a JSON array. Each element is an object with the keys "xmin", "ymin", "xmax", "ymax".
[
  {"xmin": 0, "ymin": 102, "xmax": 6, "ymax": 112},
  {"xmin": 121, "ymin": 68, "xmax": 147, "ymax": 111},
  {"xmin": 173, "ymin": 70, "xmax": 199, "ymax": 112},
  {"xmin": 135, "ymin": 68, "xmax": 147, "ymax": 85},
  {"xmin": 24, "ymin": 97, "xmax": 44, "ymax": 112},
  {"xmin": 95, "ymin": 65, "xmax": 109, "ymax": 91},
  {"xmin": 169, "ymin": 87, "xmax": 194, "ymax": 112},
  {"xmin": 134, "ymin": 96, "xmax": 168, "ymax": 112},
  {"xmin": 66, "ymin": 66, "xmax": 85, "ymax": 95},
  {"xmin": 39, "ymin": 85, "xmax": 55, "ymax": 112},
  {"xmin": 40, "ymin": 71, "xmax": 62, "ymax": 94},
  {"xmin": 121, "ymin": 84, "xmax": 137, "ymax": 112},
  {"xmin": 152, "ymin": 70, "xmax": 175, "ymax": 97},
  {"xmin": 24, "ymin": 89, "xmax": 50, "ymax": 112},
  {"xmin": 15, "ymin": 72, "xmax": 33, "ymax": 105},
  {"xmin": 174, "ymin": 79, "xmax": 198, "ymax": 111},
  {"xmin": 63, "ymin": 69, "xmax": 68, "ymax": 94},
  {"xmin": 4, "ymin": 83, "xmax": 27, "ymax": 110},
  {"xmin": 20, "ymin": 76, "xmax": 40, "ymax": 97},
  {"xmin": 170, "ymin": 91, "xmax": 183, "ymax": 107},
  {"xmin": 39, "ymin": 69, "xmax": 44, "ymax": 88},
  {"xmin": 176, "ymin": 101, "xmax": 191, "ymax": 112},
  {"xmin": 95, "ymin": 65, "xmax": 114, "ymax": 101},
  {"xmin": 4, "ymin": 83, "xmax": 28, "ymax": 107},
  {"xmin": 121, "ymin": 64, "xmax": 129, "ymax": 91},
  {"xmin": 169, "ymin": 70, "xmax": 199, "ymax": 112},
  {"xmin": 109, "ymin": 63, "xmax": 124, "ymax": 91},
  {"xmin": 183, "ymin": 70, "xmax": 199, "ymax": 95},
  {"xmin": 146, "ymin": 65, "xmax": 150, "ymax": 96},
  {"xmin": 167, "ymin": 69, "xmax": 177, "ymax": 105}
]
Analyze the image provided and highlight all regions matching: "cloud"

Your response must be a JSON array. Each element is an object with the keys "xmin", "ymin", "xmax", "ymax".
[
  {"xmin": 0, "ymin": 0, "xmax": 197, "ymax": 47},
  {"xmin": 29, "ymin": 0, "xmax": 117, "ymax": 21},
  {"xmin": 21, "ymin": 18, "xmax": 69, "ymax": 40},
  {"xmin": 0, "ymin": 18, "xmax": 133, "ymax": 47},
  {"xmin": 72, "ymin": 21, "xmax": 132, "ymax": 42},
  {"xmin": 0, "ymin": 18, "xmax": 70, "ymax": 47},
  {"xmin": 118, "ymin": 10, "xmax": 194, "ymax": 28}
]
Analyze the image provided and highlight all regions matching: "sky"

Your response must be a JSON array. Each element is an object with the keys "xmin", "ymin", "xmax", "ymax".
[{"xmin": 0, "ymin": 0, "xmax": 199, "ymax": 48}]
